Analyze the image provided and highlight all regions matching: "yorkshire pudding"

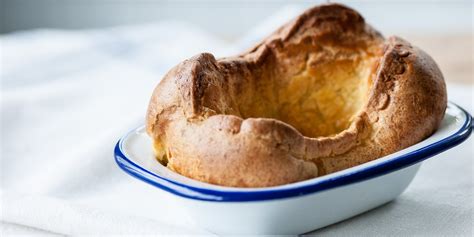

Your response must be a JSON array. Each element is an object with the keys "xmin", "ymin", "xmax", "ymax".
[{"xmin": 146, "ymin": 4, "xmax": 446, "ymax": 187}]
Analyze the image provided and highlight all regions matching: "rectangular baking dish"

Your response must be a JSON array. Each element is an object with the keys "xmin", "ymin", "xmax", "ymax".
[{"xmin": 114, "ymin": 102, "xmax": 472, "ymax": 234}]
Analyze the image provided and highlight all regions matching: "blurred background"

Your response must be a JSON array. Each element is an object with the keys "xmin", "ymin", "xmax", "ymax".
[
  {"xmin": 1, "ymin": 0, "xmax": 472, "ymax": 37},
  {"xmin": 1, "ymin": 0, "xmax": 472, "ymax": 83}
]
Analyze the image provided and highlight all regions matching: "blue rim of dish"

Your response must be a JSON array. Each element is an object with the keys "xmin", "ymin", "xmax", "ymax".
[{"xmin": 115, "ymin": 102, "xmax": 472, "ymax": 202}]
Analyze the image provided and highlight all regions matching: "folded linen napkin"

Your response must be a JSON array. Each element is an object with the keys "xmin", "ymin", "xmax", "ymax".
[{"xmin": 1, "ymin": 21, "xmax": 233, "ymax": 236}]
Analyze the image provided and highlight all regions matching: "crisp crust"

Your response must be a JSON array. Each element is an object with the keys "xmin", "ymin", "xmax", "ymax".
[{"xmin": 146, "ymin": 3, "xmax": 447, "ymax": 187}]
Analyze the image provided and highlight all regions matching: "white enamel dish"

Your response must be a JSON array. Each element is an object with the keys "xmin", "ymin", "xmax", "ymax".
[{"xmin": 114, "ymin": 102, "xmax": 472, "ymax": 234}]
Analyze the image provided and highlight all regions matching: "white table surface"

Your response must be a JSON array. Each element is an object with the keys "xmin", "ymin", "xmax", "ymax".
[{"xmin": 1, "ymin": 7, "xmax": 473, "ymax": 236}]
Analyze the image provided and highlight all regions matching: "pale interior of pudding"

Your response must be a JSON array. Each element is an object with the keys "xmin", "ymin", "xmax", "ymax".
[{"xmin": 231, "ymin": 53, "xmax": 378, "ymax": 138}]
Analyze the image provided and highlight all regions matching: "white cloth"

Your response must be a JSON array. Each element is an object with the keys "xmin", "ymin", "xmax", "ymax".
[{"xmin": 1, "ymin": 8, "xmax": 473, "ymax": 236}]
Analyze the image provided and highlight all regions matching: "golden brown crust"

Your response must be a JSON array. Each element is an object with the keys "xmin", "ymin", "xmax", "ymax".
[{"xmin": 146, "ymin": 3, "xmax": 446, "ymax": 187}]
